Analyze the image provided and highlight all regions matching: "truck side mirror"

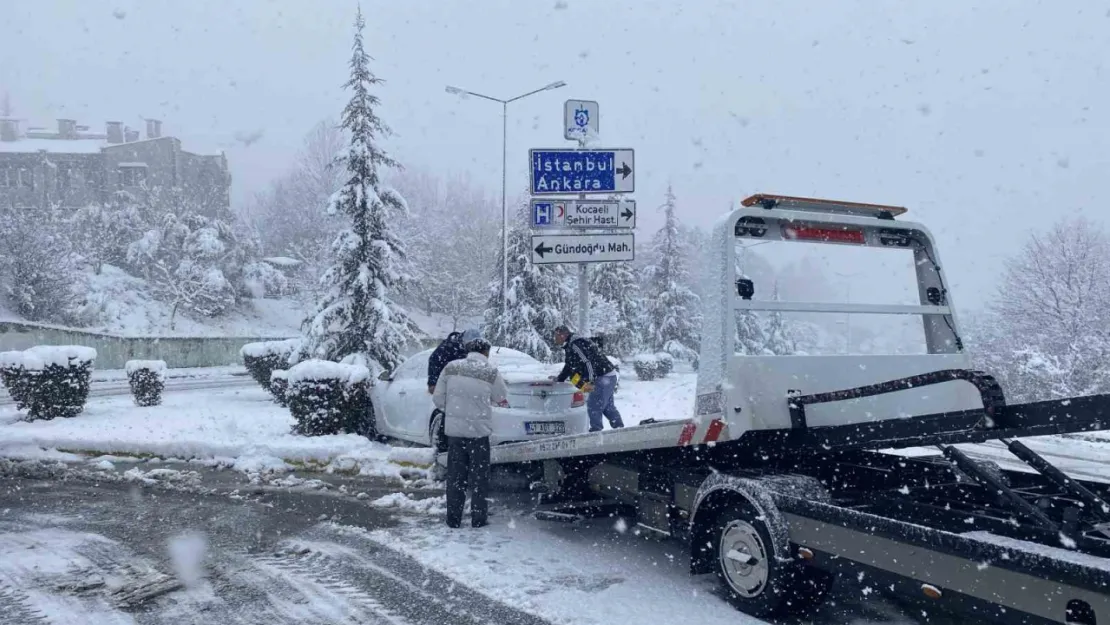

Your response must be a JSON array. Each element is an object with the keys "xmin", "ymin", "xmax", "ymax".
[{"xmin": 736, "ymin": 278, "xmax": 755, "ymax": 300}]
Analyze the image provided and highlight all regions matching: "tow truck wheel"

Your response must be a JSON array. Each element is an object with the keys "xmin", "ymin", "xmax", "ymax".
[{"xmin": 714, "ymin": 503, "xmax": 795, "ymax": 617}]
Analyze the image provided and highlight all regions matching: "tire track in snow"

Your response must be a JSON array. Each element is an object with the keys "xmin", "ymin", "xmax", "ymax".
[
  {"xmin": 247, "ymin": 533, "xmax": 553, "ymax": 625},
  {"xmin": 0, "ymin": 581, "xmax": 50, "ymax": 625},
  {"xmin": 245, "ymin": 552, "xmax": 405, "ymax": 625}
]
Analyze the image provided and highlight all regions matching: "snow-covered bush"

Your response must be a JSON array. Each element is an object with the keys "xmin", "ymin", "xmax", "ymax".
[
  {"xmin": 269, "ymin": 369, "xmax": 289, "ymax": 407},
  {"xmin": 632, "ymin": 353, "xmax": 667, "ymax": 381},
  {"xmin": 654, "ymin": 352, "xmax": 674, "ymax": 376},
  {"xmin": 285, "ymin": 359, "xmax": 373, "ymax": 437},
  {"xmin": 0, "ymin": 351, "xmax": 37, "ymax": 410},
  {"xmin": 126, "ymin": 359, "xmax": 166, "ymax": 407},
  {"xmin": 20, "ymin": 346, "xmax": 96, "ymax": 420},
  {"xmin": 240, "ymin": 339, "xmax": 301, "ymax": 393},
  {"xmin": 242, "ymin": 260, "xmax": 289, "ymax": 298}
]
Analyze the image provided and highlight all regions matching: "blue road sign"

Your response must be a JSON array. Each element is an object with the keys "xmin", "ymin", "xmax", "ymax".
[{"xmin": 529, "ymin": 148, "xmax": 634, "ymax": 195}]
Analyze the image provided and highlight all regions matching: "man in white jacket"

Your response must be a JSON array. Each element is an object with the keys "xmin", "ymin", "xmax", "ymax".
[{"xmin": 432, "ymin": 335, "xmax": 508, "ymax": 528}]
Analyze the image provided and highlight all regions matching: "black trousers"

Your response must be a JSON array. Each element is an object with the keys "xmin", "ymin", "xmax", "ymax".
[{"xmin": 445, "ymin": 436, "xmax": 491, "ymax": 528}]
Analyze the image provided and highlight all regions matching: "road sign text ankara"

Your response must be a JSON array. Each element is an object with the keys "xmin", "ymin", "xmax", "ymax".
[
  {"xmin": 530, "ymin": 148, "xmax": 634, "ymax": 195},
  {"xmin": 531, "ymin": 233, "xmax": 635, "ymax": 265}
]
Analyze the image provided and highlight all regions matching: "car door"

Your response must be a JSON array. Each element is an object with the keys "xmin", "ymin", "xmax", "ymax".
[{"xmin": 383, "ymin": 350, "xmax": 433, "ymax": 440}]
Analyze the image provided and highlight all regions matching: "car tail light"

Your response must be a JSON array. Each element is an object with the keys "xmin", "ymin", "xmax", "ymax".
[
  {"xmin": 497, "ymin": 399, "xmax": 510, "ymax": 408},
  {"xmin": 572, "ymin": 391, "xmax": 585, "ymax": 408}
]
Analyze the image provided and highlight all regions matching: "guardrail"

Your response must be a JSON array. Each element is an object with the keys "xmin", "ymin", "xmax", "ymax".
[{"xmin": 0, "ymin": 321, "xmax": 441, "ymax": 369}]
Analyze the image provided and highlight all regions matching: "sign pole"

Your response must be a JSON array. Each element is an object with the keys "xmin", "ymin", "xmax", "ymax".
[
  {"xmin": 577, "ymin": 190, "xmax": 590, "ymax": 336},
  {"xmin": 501, "ymin": 101, "xmax": 509, "ymax": 319},
  {"xmin": 572, "ymin": 107, "xmax": 591, "ymax": 337}
]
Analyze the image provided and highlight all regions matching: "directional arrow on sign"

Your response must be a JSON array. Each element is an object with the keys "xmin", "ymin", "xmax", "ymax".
[
  {"xmin": 621, "ymin": 206, "xmax": 634, "ymax": 221},
  {"xmin": 534, "ymin": 241, "xmax": 554, "ymax": 258},
  {"xmin": 616, "ymin": 162, "xmax": 633, "ymax": 179}
]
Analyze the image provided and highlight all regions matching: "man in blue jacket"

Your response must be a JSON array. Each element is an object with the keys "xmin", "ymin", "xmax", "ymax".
[{"xmin": 427, "ymin": 329, "xmax": 478, "ymax": 394}]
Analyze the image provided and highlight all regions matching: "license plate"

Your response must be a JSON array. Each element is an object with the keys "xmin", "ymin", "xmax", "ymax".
[{"xmin": 525, "ymin": 421, "xmax": 565, "ymax": 435}]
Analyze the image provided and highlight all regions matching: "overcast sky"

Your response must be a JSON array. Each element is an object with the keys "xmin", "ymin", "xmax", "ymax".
[{"xmin": 3, "ymin": 0, "xmax": 1107, "ymax": 311}]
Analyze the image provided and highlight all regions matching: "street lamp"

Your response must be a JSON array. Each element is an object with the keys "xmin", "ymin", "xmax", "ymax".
[{"xmin": 445, "ymin": 80, "xmax": 567, "ymax": 316}]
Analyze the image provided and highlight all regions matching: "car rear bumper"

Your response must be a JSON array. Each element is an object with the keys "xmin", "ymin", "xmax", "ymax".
[{"xmin": 489, "ymin": 406, "xmax": 590, "ymax": 445}]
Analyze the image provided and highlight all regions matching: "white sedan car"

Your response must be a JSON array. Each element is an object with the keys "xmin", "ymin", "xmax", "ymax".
[{"xmin": 370, "ymin": 346, "xmax": 590, "ymax": 451}]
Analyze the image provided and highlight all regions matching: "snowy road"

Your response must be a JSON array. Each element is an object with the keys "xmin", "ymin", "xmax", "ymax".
[{"xmin": 0, "ymin": 473, "xmax": 551, "ymax": 625}]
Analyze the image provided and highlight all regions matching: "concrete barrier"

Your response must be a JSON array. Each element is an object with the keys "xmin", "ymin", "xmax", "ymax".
[{"xmin": 0, "ymin": 321, "xmax": 440, "ymax": 370}]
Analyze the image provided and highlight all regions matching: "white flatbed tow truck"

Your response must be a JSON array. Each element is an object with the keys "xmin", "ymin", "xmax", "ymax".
[{"xmin": 464, "ymin": 195, "xmax": 1110, "ymax": 624}]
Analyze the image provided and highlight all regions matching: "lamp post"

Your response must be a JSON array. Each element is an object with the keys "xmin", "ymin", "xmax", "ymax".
[{"xmin": 445, "ymin": 81, "xmax": 567, "ymax": 317}]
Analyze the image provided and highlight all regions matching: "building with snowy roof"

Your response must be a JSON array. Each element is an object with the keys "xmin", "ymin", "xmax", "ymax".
[{"xmin": 0, "ymin": 117, "xmax": 230, "ymax": 217}]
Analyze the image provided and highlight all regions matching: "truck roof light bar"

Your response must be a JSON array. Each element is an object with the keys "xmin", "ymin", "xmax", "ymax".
[{"xmin": 741, "ymin": 194, "xmax": 908, "ymax": 219}]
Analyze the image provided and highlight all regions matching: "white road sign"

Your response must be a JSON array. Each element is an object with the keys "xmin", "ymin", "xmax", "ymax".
[
  {"xmin": 531, "ymin": 199, "xmax": 636, "ymax": 229},
  {"xmin": 564, "ymin": 99, "xmax": 599, "ymax": 142},
  {"xmin": 531, "ymin": 233, "xmax": 635, "ymax": 265}
]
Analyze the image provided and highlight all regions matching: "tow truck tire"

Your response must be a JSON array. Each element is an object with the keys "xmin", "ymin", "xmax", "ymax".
[
  {"xmin": 713, "ymin": 502, "xmax": 797, "ymax": 617},
  {"xmin": 430, "ymin": 411, "xmax": 448, "ymax": 454}
]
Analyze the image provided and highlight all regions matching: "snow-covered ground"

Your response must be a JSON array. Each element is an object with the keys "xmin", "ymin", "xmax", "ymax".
[
  {"xmin": 356, "ymin": 506, "xmax": 755, "ymax": 625},
  {"xmin": 0, "ymin": 386, "xmax": 432, "ymax": 481},
  {"xmin": 87, "ymin": 365, "xmax": 246, "ymax": 383},
  {"xmin": 0, "ymin": 365, "xmax": 687, "ymax": 471},
  {"xmin": 352, "ymin": 494, "xmax": 917, "ymax": 625}
]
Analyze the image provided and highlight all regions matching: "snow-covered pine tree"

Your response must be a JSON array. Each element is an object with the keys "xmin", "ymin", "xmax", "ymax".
[
  {"xmin": 733, "ymin": 267, "xmax": 767, "ymax": 355},
  {"xmin": 301, "ymin": 8, "xmax": 417, "ymax": 371},
  {"xmin": 643, "ymin": 185, "xmax": 702, "ymax": 361},
  {"xmin": 482, "ymin": 200, "xmax": 574, "ymax": 362},
  {"xmin": 0, "ymin": 203, "xmax": 77, "ymax": 323},
  {"xmin": 590, "ymin": 260, "xmax": 643, "ymax": 357},
  {"xmin": 762, "ymin": 281, "xmax": 795, "ymax": 355}
]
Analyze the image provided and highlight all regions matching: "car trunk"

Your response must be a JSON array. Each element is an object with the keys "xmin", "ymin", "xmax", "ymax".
[{"xmin": 508, "ymin": 379, "xmax": 581, "ymax": 412}]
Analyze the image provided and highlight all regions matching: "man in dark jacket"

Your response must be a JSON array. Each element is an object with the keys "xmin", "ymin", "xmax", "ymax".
[
  {"xmin": 553, "ymin": 325, "xmax": 624, "ymax": 432},
  {"xmin": 427, "ymin": 330, "xmax": 476, "ymax": 394}
]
